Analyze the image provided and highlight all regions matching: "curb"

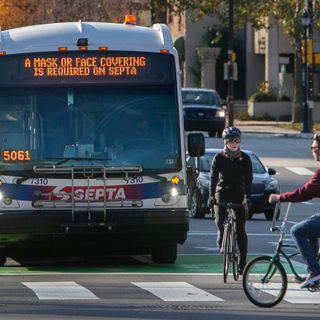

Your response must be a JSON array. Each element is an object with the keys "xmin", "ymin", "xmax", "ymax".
[{"xmin": 238, "ymin": 129, "xmax": 311, "ymax": 138}]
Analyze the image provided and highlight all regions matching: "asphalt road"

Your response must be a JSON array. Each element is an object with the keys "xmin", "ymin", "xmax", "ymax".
[{"xmin": 0, "ymin": 133, "xmax": 319, "ymax": 319}]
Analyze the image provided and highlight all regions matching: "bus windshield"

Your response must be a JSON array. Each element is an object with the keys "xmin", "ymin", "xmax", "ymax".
[{"xmin": 0, "ymin": 86, "xmax": 180, "ymax": 172}]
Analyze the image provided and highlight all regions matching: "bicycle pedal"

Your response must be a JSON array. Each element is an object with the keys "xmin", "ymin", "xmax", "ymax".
[{"xmin": 306, "ymin": 283, "xmax": 320, "ymax": 292}]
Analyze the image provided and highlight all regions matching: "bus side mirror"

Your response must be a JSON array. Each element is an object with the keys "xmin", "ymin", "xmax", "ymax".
[
  {"xmin": 188, "ymin": 133, "xmax": 205, "ymax": 157},
  {"xmin": 268, "ymin": 168, "xmax": 277, "ymax": 176}
]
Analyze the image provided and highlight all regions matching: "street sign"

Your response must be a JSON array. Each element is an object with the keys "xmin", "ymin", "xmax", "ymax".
[{"xmin": 223, "ymin": 62, "xmax": 238, "ymax": 80}]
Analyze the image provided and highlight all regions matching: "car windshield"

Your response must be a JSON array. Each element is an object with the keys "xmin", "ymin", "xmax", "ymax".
[
  {"xmin": 188, "ymin": 151, "xmax": 266, "ymax": 174},
  {"xmin": 0, "ymin": 86, "xmax": 180, "ymax": 172},
  {"xmin": 182, "ymin": 90, "xmax": 219, "ymax": 106}
]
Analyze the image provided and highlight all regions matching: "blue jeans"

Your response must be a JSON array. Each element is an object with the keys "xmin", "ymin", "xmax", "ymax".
[{"xmin": 290, "ymin": 213, "xmax": 320, "ymax": 275}]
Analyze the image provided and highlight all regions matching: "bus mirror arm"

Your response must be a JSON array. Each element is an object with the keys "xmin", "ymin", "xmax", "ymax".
[{"xmin": 195, "ymin": 156, "xmax": 200, "ymax": 177}]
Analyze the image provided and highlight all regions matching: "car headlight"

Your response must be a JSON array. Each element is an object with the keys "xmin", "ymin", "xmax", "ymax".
[
  {"xmin": 265, "ymin": 180, "xmax": 279, "ymax": 191},
  {"xmin": 217, "ymin": 109, "xmax": 225, "ymax": 117}
]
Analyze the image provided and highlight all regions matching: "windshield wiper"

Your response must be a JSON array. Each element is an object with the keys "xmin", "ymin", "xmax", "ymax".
[
  {"xmin": 12, "ymin": 170, "xmax": 35, "ymax": 185},
  {"xmin": 47, "ymin": 157, "xmax": 112, "ymax": 166},
  {"xmin": 141, "ymin": 170, "xmax": 167, "ymax": 183}
]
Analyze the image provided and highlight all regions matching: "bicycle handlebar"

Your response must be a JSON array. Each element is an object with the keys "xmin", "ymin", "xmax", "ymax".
[{"xmin": 270, "ymin": 202, "xmax": 291, "ymax": 233}]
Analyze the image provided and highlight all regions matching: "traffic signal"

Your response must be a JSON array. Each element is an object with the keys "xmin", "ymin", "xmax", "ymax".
[{"xmin": 301, "ymin": 39, "xmax": 313, "ymax": 64}]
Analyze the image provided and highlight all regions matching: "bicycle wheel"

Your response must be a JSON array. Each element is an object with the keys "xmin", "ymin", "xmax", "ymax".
[
  {"xmin": 232, "ymin": 242, "xmax": 240, "ymax": 281},
  {"xmin": 242, "ymin": 255, "xmax": 287, "ymax": 308},
  {"xmin": 231, "ymin": 220, "xmax": 240, "ymax": 281},
  {"xmin": 223, "ymin": 223, "xmax": 232, "ymax": 283}
]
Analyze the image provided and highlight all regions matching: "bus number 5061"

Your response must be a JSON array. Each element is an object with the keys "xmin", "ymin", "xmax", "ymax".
[{"xmin": 3, "ymin": 150, "xmax": 31, "ymax": 161}]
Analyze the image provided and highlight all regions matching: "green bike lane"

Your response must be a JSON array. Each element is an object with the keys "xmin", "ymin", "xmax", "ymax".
[{"xmin": 0, "ymin": 254, "xmax": 307, "ymax": 275}]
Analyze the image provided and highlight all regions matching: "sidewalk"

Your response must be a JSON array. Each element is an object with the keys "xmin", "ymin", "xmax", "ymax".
[{"xmin": 234, "ymin": 120, "xmax": 313, "ymax": 138}]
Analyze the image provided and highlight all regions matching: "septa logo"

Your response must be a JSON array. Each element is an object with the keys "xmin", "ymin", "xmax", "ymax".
[{"xmin": 51, "ymin": 186, "xmax": 126, "ymax": 201}]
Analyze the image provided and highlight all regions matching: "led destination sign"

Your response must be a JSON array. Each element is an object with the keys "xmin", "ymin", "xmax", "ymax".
[
  {"xmin": 25, "ymin": 56, "xmax": 147, "ymax": 77},
  {"xmin": 0, "ymin": 51, "xmax": 175, "ymax": 86}
]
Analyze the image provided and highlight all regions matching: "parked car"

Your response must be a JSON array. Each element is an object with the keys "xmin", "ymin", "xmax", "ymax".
[
  {"xmin": 182, "ymin": 88, "xmax": 225, "ymax": 137},
  {"xmin": 187, "ymin": 148, "xmax": 280, "ymax": 220}
]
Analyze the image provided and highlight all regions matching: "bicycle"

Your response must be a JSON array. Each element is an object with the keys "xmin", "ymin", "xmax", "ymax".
[
  {"xmin": 242, "ymin": 202, "xmax": 320, "ymax": 308},
  {"xmin": 220, "ymin": 202, "xmax": 247, "ymax": 283}
]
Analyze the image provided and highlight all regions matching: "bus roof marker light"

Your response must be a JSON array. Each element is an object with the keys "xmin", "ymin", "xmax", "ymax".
[
  {"xmin": 124, "ymin": 15, "xmax": 136, "ymax": 25},
  {"xmin": 160, "ymin": 49, "xmax": 169, "ymax": 54},
  {"xmin": 77, "ymin": 38, "xmax": 88, "ymax": 46},
  {"xmin": 58, "ymin": 47, "xmax": 68, "ymax": 51},
  {"xmin": 0, "ymin": 51, "xmax": 6, "ymax": 56},
  {"xmin": 99, "ymin": 46, "xmax": 108, "ymax": 51}
]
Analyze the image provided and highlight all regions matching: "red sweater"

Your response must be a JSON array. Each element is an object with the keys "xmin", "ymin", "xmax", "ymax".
[{"xmin": 280, "ymin": 167, "xmax": 320, "ymax": 202}]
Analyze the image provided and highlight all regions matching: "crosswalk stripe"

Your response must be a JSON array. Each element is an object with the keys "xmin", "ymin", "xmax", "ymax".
[
  {"xmin": 22, "ymin": 281, "xmax": 99, "ymax": 300},
  {"xmin": 254, "ymin": 282, "xmax": 320, "ymax": 304},
  {"xmin": 20, "ymin": 280, "xmax": 319, "ymax": 304},
  {"xmin": 286, "ymin": 167, "xmax": 314, "ymax": 175},
  {"xmin": 131, "ymin": 281, "xmax": 224, "ymax": 302}
]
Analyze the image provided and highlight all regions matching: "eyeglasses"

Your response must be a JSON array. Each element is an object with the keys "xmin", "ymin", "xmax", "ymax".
[
  {"xmin": 311, "ymin": 146, "xmax": 319, "ymax": 150},
  {"xmin": 227, "ymin": 139, "xmax": 241, "ymax": 144}
]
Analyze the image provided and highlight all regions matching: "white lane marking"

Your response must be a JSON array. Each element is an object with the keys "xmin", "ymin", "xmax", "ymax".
[
  {"xmin": 255, "ymin": 282, "xmax": 320, "ymax": 304},
  {"xmin": 301, "ymin": 201, "xmax": 313, "ymax": 205},
  {"xmin": 194, "ymin": 246, "xmax": 219, "ymax": 251},
  {"xmin": 131, "ymin": 282, "xmax": 224, "ymax": 302},
  {"xmin": 189, "ymin": 232, "xmax": 286, "ymax": 236},
  {"xmin": 22, "ymin": 281, "xmax": 99, "ymax": 300},
  {"xmin": 286, "ymin": 167, "xmax": 314, "ymax": 175}
]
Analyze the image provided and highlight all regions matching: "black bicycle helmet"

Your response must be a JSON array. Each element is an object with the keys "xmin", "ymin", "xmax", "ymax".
[{"xmin": 222, "ymin": 127, "xmax": 241, "ymax": 140}]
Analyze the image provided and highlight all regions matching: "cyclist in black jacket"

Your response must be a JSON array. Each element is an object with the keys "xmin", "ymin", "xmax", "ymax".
[{"xmin": 208, "ymin": 127, "xmax": 253, "ymax": 274}]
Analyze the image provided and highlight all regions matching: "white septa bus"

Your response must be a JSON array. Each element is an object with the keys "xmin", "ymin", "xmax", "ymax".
[{"xmin": 0, "ymin": 17, "xmax": 204, "ymax": 265}]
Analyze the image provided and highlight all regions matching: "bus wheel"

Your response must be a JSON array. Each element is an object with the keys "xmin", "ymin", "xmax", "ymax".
[
  {"xmin": 208, "ymin": 131, "xmax": 216, "ymax": 138},
  {"xmin": 152, "ymin": 244, "xmax": 177, "ymax": 264},
  {"xmin": 0, "ymin": 254, "xmax": 6, "ymax": 266}
]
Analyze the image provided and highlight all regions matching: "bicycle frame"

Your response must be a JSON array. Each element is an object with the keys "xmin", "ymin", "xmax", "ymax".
[
  {"xmin": 269, "ymin": 202, "xmax": 305, "ymax": 281},
  {"xmin": 220, "ymin": 202, "xmax": 243, "ymax": 282},
  {"xmin": 223, "ymin": 207, "xmax": 235, "ymax": 252},
  {"xmin": 243, "ymin": 202, "xmax": 318, "ymax": 307}
]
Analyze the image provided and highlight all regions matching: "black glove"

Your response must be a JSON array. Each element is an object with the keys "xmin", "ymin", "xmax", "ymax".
[
  {"xmin": 207, "ymin": 196, "xmax": 215, "ymax": 208},
  {"xmin": 242, "ymin": 195, "xmax": 251, "ymax": 209}
]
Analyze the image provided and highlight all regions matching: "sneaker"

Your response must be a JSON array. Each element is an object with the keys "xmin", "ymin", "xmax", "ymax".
[
  {"xmin": 300, "ymin": 272, "xmax": 320, "ymax": 289},
  {"xmin": 238, "ymin": 259, "xmax": 247, "ymax": 275}
]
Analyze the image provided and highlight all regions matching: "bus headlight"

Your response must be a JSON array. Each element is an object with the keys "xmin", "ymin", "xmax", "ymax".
[
  {"xmin": 171, "ymin": 187, "xmax": 179, "ymax": 197},
  {"xmin": 161, "ymin": 188, "xmax": 179, "ymax": 203},
  {"xmin": 161, "ymin": 193, "xmax": 171, "ymax": 203},
  {"xmin": 3, "ymin": 197, "xmax": 12, "ymax": 205},
  {"xmin": 0, "ymin": 192, "xmax": 3, "ymax": 201}
]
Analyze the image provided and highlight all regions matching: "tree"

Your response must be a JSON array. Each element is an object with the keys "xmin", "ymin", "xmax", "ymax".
[
  {"xmin": 0, "ymin": 0, "xmax": 151, "ymax": 30},
  {"xmin": 265, "ymin": 0, "xmax": 320, "ymax": 123},
  {"xmin": 158, "ymin": 0, "xmax": 320, "ymax": 123}
]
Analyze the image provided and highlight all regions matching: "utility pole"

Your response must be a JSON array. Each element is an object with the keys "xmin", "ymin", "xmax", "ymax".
[
  {"xmin": 307, "ymin": 0, "xmax": 314, "ymax": 131},
  {"xmin": 301, "ymin": 8, "xmax": 311, "ymax": 133},
  {"xmin": 226, "ymin": 0, "xmax": 234, "ymax": 127}
]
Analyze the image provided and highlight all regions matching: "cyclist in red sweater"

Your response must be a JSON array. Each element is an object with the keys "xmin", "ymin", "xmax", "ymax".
[{"xmin": 269, "ymin": 133, "xmax": 320, "ymax": 288}]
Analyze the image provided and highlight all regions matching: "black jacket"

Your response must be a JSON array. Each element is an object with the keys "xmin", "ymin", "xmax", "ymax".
[{"xmin": 210, "ymin": 151, "xmax": 253, "ymax": 197}]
